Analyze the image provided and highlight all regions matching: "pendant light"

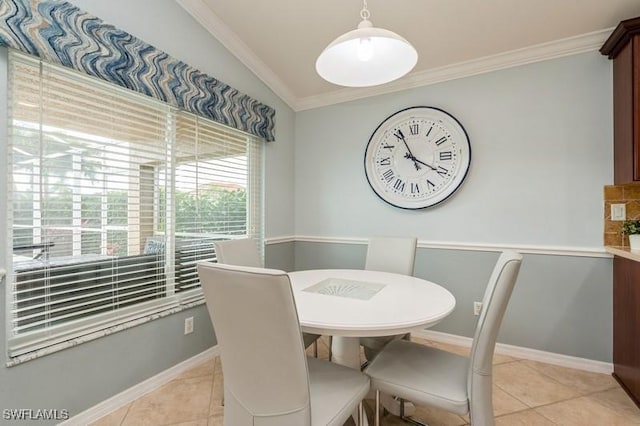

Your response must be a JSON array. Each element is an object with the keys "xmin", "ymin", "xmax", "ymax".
[{"xmin": 315, "ymin": 0, "xmax": 418, "ymax": 87}]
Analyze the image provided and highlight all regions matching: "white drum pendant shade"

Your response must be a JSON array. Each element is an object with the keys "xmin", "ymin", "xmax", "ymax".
[{"xmin": 316, "ymin": 18, "xmax": 418, "ymax": 87}]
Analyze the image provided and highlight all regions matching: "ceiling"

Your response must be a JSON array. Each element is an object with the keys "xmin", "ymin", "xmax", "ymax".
[{"xmin": 177, "ymin": 0, "xmax": 640, "ymax": 111}]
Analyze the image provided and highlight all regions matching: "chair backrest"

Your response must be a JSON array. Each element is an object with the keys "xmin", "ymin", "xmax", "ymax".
[
  {"xmin": 197, "ymin": 262, "xmax": 311, "ymax": 425},
  {"xmin": 214, "ymin": 237, "xmax": 262, "ymax": 268},
  {"xmin": 365, "ymin": 236, "xmax": 417, "ymax": 276},
  {"xmin": 467, "ymin": 250, "xmax": 522, "ymax": 421}
]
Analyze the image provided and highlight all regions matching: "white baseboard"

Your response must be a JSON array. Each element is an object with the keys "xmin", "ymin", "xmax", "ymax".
[
  {"xmin": 62, "ymin": 330, "xmax": 613, "ymax": 424},
  {"xmin": 61, "ymin": 345, "xmax": 220, "ymax": 426},
  {"xmin": 413, "ymin": 330, "xmax": 613, "ymax": 375}
]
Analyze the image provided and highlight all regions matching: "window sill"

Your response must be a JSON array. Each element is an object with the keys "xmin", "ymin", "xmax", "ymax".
[{"xmin": 5, "ymin": 298, "xmax": 205, "ymax": 367}]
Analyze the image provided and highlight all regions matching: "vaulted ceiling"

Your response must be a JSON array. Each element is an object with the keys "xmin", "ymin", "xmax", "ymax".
[{"xmin": 177, "ymin": 0, "xmax": 640, "ymax": 110}]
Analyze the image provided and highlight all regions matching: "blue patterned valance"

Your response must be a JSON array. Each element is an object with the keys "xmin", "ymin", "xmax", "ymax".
[{"xmin": 0, "ymin": 0, "xmax": 275, "ymax": 141}]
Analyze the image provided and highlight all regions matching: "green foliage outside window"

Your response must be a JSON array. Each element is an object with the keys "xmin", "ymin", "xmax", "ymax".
[{"xmin": 158, "ymin": 187, "xmax": 247, "ymax": 235}]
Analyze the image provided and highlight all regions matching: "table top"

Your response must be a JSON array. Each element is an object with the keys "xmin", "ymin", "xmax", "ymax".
[{"xmin": 289, "ymin": 269, "xmax": 456, "ymax": 337}]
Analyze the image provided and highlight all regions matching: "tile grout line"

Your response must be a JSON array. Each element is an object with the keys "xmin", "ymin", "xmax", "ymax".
[
  {"xmin": 515, "ymin": 360, "xmax": 628, "ymax": 418},
  {"xmin": 530, "ymin": 408, "xmax": 560, "ymax": 425},
  {"xmin": 210, "ymin": 357, "xmax": 218, "ymax": 421},
  {"xmin": 117, "ymin": 403, "xmax": 132, "ymax": 426},
  {"xmin": 581, "ymin": 388, "xmax": 640, "ymax": 423},
  {"xmin": 491, "ymin": 358, "xmax": 623, "ymax": 423}
]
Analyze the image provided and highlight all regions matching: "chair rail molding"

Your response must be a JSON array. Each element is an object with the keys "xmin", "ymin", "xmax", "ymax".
[{"xmin": 265, "ymin": 235, "xmax": 611, "ymax": 258}]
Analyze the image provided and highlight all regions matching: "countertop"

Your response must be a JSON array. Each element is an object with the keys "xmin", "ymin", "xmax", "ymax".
[{"xmin": 605, "ymin": 246, "xmax": 640, "ymax": 262}]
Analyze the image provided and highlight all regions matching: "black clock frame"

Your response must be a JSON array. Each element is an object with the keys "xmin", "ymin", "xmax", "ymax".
[{"xmin": 363, "ymin": 106, "xmax": 472, "ymax": 210}]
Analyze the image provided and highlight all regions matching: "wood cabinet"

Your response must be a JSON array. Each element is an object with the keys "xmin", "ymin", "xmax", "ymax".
[
  {"xmin": 604, "ymin": 17, "xmax": 640, "ymax": 407},
  {"xmin": 601, "ymin": 17, "xmax": 640, "ymax": 184},
  {"xmin": 613, "ymin": 255, "xmax": 640, "ymax": 405}
]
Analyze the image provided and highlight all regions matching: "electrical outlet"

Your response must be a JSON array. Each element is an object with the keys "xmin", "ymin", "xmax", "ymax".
[
  {"xmin": 473, "ymin": 301, "xmax": 483, "ymax": 316},
  {"xmin": 611, "ymin": 203, "xmax": 626, "ymax": 221},
  {"xmin": 184, "ymin": 317, "xmax": 194, "ymax": 334}
]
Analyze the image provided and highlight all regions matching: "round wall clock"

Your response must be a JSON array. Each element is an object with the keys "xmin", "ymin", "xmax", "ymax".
[{"xmin": 364, "ymin": 106, "xmax": 471, "ymax": 209}]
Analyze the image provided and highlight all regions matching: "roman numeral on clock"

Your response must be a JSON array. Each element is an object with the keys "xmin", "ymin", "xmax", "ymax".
[
  {"xmin": 379, "ymin": 157, "xmax": 391, "ymax": 166},
  {"xmin": 409, "ymin": 124, "xmax": 419, "ymax": 135},
  {"xmin": 393, "ymin": 179, "xmax": 405, "ymax": 192},
  {"xmin": 436, "ymin": 166, "xmax": 449, "ymax": 176},
  {"xmin": 439, "ymin": 151, "xmax": 453, "ymax": 161},
  {"xmin": 382, "ymin": 143, "xmax": 395, "ymax": 151},
  {"xmin": 426, "ymin": 179, "xmax": 436, "ymax": 190},
  {"xmin": 382, "ymin": 169, "xmax": 394, "ymax": 182},
  {"xmin": 435, "ymin": 136, "xmax": 447, "ymax": 146},
  {"xmin": 410, "ymin": 182, "xmax": 420, "ymax": 193}
]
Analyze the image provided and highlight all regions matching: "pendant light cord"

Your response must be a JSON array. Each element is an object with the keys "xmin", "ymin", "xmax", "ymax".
[{"xmin": 360, "ymin": 0, "xmax": 370, "ymax": 21}]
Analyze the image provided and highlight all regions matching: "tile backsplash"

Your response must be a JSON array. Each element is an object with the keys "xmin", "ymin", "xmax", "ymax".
[{"xmin": 604, "ymin": 183, "xmax": 640, "ymax": 246}]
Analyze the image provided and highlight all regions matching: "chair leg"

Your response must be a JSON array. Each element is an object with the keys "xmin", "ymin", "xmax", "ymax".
[
  {"xmin": 399, "ymin": 398, "xmax": 427, "ymax": 426},
  {"xmin": 328, "ymin": 336, "xmax": 333, "ymax": 361},
  {"xmin": 358, "ymin": 401, "xmax": 364, "ymax": 426},
  {"xmin": 375, "ymin": 390, "xmax": 380, "ymax": 426},
  {"xmin": 313, "ymin": 340, "xmax": 318, "ymax": 358}
]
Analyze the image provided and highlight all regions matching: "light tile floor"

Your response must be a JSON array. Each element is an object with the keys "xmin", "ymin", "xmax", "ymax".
[{"xmin": 91, "ymin": 337, "xmax": 640, "ymax": 426}]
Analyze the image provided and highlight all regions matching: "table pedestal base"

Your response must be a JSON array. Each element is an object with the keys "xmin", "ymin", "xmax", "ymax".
[{"xmin": 331, "ymin": 336, "xmax": 362, "ymax": 369}]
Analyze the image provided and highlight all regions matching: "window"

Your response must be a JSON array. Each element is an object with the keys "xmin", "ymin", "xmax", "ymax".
[{"xmin": 7, "ymin": 52, "xmax": 263, "ymax": 357}]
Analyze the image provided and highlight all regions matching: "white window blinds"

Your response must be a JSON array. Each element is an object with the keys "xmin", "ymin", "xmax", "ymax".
[{"xmin": 7, "ymin": 51, "xmax": 263, "ymax": 357}]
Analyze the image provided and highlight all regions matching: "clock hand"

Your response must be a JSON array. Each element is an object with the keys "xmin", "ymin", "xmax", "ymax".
[
  {"xmin": 403, "ymin": 153, "xmax": 422, "ymax": 170},
  {"xmin": 394, "ymin": 129, "xmax": 437, "ymax": 171},
  {"xmin": 412, "ymin": 156, "xmax": 438, "ymax": 171},
  {"xmin": 394, "ymin": 129, "xmax": 421, "ymax": 170}
]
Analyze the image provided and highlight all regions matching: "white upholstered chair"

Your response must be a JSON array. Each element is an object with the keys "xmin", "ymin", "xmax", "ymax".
[
  {"xmin": 364, "ymin": 236, "xmax": 418, "ymax": 276},
  {"xmin": 360, "ymin": 236, "xmax": 418, "ymax": 363},
  {"xmin": 365, "ymin": 251, "xmax": 523, "ymax": 426},
  {"xmin": 197, "ymin": 262, "xmax": 370, "ymax": 426},
  {"xmin": 213, "ymin": 238, "xmax": 321, "ymax": 353},
  {"xmin": 213, "ymin": 238, "xmax": 262, "ymax": 268}
]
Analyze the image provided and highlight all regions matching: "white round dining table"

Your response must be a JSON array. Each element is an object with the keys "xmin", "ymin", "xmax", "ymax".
[{"xmin": 289, "ymin": 269, "xmax": 456, "ymax": 369}]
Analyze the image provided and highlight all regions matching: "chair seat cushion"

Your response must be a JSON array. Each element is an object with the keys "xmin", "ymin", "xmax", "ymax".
[
  {"xmin": 307, "ymin": 357, "xmax": 370, "ymax": 426},
  {"xmin": 365, "ymin": 340, "xmax": 470, "ymax": 415}
]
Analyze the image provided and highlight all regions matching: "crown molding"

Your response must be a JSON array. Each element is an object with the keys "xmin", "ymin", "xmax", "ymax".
[
  {"xmin": 296, "ymin": 28, "xmax": 613, "ymax": 111},
  {"xmin": 600, "ymin": 16, "xmax": 640, "ymax": 58},
  {"xmin": 176, "ymin": 0, "xmax": 299, "ymax": 110},
  {"xmin": 177, "ymin": 1, "xmax": 612, "ymax": 113}
]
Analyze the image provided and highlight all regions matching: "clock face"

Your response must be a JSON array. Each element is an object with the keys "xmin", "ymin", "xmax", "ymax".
[{"xmin": 364, "ymin": 106, "xmax": 471, "ymax": 209}]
